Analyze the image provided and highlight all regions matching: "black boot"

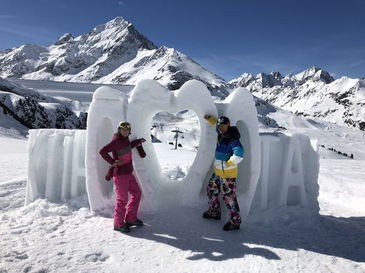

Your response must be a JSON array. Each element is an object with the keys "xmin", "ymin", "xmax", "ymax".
[
  {"xmin": 202, "ymin": 210, "xmax": 221, "ymax": 220},
  {"xmin": 126, "ymin": 219, "xmax": 144, "ymax": 227},
  {"xmin": 114, "ymin": 224, "xmax": 130, "ymax": 233},
  {"xmin": 223, "ymin": 221, "xmax": 240, "ymax": 231}
]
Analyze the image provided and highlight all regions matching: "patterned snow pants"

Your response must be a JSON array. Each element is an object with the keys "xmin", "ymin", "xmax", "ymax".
[{"xmin": 206, "ymin": 173, "xmax": 241, "ymax": 224}]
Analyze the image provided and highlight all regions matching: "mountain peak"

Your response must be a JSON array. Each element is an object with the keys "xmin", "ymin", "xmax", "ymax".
[
  {"xmin": 270, "ymin": 71, "xmax": 283, "ymax": 78},
  {"xmin": 296, "ymin": 67, "xmax": 334, "ymax": 84},
  {"xmin": 255, "ymin": 71, "xmax": 283, "ymax": 88},
  {"xmin": 103, "ymin": 16, "xmax": 131, "ymax": 31},
  {"xmin": 55, "ymin": 33, "xmax": 74, "ymax": 45},
  {"xmin": 89, "ymin": 16, "xmax": 131, "ymax": 37},
  {"xmin": 109, "ymin": 16, "xmax": 130, "ymax": 25}
]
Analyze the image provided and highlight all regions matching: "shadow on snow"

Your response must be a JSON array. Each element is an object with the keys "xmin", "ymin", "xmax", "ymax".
[{"xmin": 125, "ymin": 206, "xmax": 365, "ymax": 262}]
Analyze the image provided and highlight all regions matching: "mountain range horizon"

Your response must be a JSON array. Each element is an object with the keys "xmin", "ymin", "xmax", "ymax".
[
  {"xmin": 0, "ymin": 16, "xmax": 364, "ymax": 132},
  {"xmin": 0, "ymin": 16, "xmax": 361, "ymax": 82}
]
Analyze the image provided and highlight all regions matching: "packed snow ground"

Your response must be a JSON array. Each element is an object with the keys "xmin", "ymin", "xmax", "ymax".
[
  {"xmin": 1, "ymin": 125, "xmax": 364, "ymax": 273},
  {"xmin": 1, "ymin": 80, "xmax": 365, "ymax": 273}
]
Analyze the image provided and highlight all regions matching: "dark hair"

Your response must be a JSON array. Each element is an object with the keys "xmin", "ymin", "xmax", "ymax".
[{"xmin": 217, "ymin": 116, "xmax": 230, "ymax": 125}]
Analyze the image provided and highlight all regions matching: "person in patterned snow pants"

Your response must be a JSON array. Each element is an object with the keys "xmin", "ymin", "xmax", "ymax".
[{"xmin": 203, "ymin": 115, "xmax": 244, "ymax": 231}]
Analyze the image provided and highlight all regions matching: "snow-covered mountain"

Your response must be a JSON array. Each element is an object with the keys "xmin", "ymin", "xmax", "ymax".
[
  {"xmin": 0, "ymin": 17, "xmax": 229, "ymax": 97},
  {"xmin": 0, "ymin": 77, "xmax": 86, "ymax": 134},
  {"xmin": 230, "ymin": 67, "xmax": 365, "ymax": 131},
  {"xmin": 1, "ymin": 17, "xmax": 364, "ymax": 131}
]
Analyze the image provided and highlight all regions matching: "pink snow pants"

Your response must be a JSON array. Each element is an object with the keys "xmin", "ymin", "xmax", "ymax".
[{"xmin": 113, "ymin": 174, "xmax": 141, "ymax": 227}]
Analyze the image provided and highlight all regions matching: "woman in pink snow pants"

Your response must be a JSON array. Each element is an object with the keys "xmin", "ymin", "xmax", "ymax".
[{"xmin": 99, "ymin": 121, "xmax": 146, "ymax": 233}]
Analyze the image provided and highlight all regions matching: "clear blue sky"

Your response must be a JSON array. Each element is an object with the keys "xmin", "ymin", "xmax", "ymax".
[{"xmin": 1, "ymin": 0, "xmax": 364, "ymax": 80}]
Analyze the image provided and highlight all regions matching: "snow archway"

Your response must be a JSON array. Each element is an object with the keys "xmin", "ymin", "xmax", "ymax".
[{"xmin": 126, "ymin": 80, "xmax": 217, "ymax": 209}]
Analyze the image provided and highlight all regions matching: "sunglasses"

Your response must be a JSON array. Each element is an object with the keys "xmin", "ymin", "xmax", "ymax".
[
  {"xmin": 119, "ymin": 122, "xmax": 131, "ymax": 130},
  {"xmin": 217, "ymin": 119, "xmax": 229, "ymax": 125}
]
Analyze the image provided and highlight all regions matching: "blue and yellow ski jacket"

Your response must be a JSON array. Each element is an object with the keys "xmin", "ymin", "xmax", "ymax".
[{"xmin": 206, "ymin": 116, "xmax": 244, "ymax": 178}]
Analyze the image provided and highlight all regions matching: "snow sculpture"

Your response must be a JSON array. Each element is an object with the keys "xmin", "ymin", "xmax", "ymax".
[
  {"xmin": 85, "ymin": 86, "xmax": 128, "ymax": 214},
  {"xmin": 251, "ymin": 133, "xmax": 320, "ymax": 213},
  {"xmin": 126, "ymin": 80, "xmax": 217, "ymax": 209},
  {"xmin": 26, "ymin": 129, "xmax": 87, "ymax": 204},
  {"xmin": 25, "ymin": 79, "xmax": 320, "ymax": 217}
]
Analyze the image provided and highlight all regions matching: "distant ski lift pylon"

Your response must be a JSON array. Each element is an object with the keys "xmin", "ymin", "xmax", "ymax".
[{"xmin": 171, "ymin": 127, "xmax": 183, "ymax": 149}]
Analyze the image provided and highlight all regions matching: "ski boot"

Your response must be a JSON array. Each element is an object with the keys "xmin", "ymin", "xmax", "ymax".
[
  {"xmin": 202, "ymin": 210, "xmax": 221, "ymax": 220},
  {"xmin": 126, "ymin": 219, "xmax": 144, "ymax": 227},
  {"xmin": 114, "ymin": 224, "xmax": 130, "ymax": 233},
  {"xmin": 223, "ymin": 221, "xmax": 240, "ymax": 231}
]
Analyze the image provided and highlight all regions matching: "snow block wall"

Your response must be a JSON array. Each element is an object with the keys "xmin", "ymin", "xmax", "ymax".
[
  {"xmin": 26, "ymin": 129, "xmax": 87, "ymax": 205},
  {"xmin": 252, "ymin": 132, "xmax": 320, "ymax": 214},
  {"xmin": 25, "ymin": 79, "xmax": 320, "ymax": 218}
]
